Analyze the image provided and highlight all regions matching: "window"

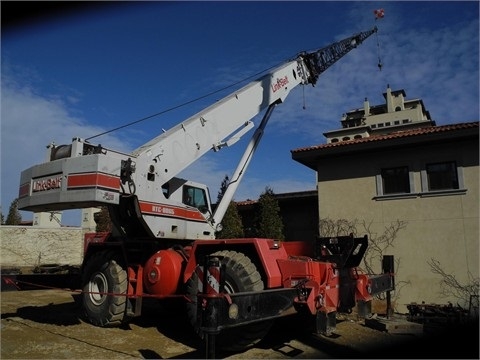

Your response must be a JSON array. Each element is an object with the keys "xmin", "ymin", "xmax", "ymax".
[
  {"xmin": 183, "ymin": 185, "xmax": 208, "ymax": 210},
  {"xmin": 381, "ymin": 166, "xmax": 411, "ymax": 194},
  {"xmin": 426, "ymin": 161, "xmax": 459, "ymax": 190},
  {"xmin": 162, "ymin": 183, "xmax": 170, "ymax": 198}
]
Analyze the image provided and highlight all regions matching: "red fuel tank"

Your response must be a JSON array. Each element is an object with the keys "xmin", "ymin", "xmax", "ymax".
[{"xmin": 143, "ymin": 249, "xmax": 184, "ymax": 296}]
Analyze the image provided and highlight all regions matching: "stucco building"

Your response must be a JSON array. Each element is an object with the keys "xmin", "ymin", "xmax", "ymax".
[{"xmin": 290, "ymin": 86, "xmax": 479, "ymax": 313}]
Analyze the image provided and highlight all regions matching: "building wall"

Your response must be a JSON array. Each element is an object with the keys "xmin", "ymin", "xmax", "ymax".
[
  {"xmin": 315, "ymin": 137, "xmax": 479, "ymax": 313},
  {"xmin": 1, "ymin": 209, "xmax": 101, "ymax": 272},
  {"xmin": 33, "ymin": 212, "xmax": 62, "ymax": 228},
  {"xmin": 81, "ymin": 207, "xmax": 101, "ymax": 231}
]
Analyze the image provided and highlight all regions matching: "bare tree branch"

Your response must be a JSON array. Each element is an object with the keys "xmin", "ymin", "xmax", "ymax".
[{"xmin": 428, "ymin": 258, "xmax": 479, "ymax": 308}]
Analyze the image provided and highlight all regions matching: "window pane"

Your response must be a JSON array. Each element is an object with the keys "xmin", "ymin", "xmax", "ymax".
[
  {"xmin": 427, "ymin": 162, "xmax": 459, "ymax": 190},
  {"xmin": 183, "ymin": 185, "xmax": 208, "ymax": 209},
  {"xmin": 183, "ymin": 186, "xmax": 195, "ymax": 206},
  {"xmin": 193, "ymin": 188, "xmax": 207, "ymax": 208},
  {"xmin": 381, "ymin": 166, "xmax": 410, "ymax": 194}
]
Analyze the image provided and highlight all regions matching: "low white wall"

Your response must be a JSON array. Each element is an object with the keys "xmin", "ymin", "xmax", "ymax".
[{"xmin": 0, "ymin": 226, "xmax": 85, "ymax": 269}]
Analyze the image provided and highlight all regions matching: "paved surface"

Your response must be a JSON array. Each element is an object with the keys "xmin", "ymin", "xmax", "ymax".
[{"xmin": 1, "ymin": 287, "xmax": 478, "ymax": 359}]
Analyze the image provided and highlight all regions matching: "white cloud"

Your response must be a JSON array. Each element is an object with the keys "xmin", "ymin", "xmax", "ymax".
[{"xmin": 0, "ymin": 71, "xmax": 133, "ymax": 225}]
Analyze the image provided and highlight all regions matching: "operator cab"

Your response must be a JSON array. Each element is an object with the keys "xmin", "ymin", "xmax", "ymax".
[{"xmin": 162, "ymin": 177, "xmax": 212, "ymax": 214}]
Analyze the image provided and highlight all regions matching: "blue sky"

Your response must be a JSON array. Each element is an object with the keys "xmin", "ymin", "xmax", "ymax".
[{"xmin": 2, "ymin": 1, "xmax": 479, "ymax": 226}]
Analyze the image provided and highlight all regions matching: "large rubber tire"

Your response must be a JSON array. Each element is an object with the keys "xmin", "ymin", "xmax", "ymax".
[
  {"xmin": 81, "ymin": 250, "xmax": 129, "ymax": 327},
  {"xmin": 186, "ymin": 250, "xmax": 274, "ymax": 352}
]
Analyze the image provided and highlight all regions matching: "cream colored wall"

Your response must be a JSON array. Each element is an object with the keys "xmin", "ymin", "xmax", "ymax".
[
  {"xmin": 1, "ymin": 210, "xmax": 98, "ymax": 271},
  {"xmin": 367, "ymin": 107, "xmax": 420, "ymax": 126},
  {"xmin": 0, "ymin": 226, "xmax": 85, "ymax": 269},
  {"xmin": 317, "ymin": 139, "xmax": 479, "ymax": 314}
]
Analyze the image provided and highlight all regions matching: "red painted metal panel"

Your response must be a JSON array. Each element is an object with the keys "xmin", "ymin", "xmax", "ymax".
[
  {"xmin": 18, "ymin": 182, "xmax": 30, "ymax": 198},
  {"xmin": 67, "ymin": 172, "xmax": 120, "ymax": 190}
]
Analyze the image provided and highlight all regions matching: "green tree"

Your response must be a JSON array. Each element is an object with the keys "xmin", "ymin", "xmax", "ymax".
[
  {"xmin": 94, "ymin": 206, "xmax": 112, "ymax": 232},
  {"xmin": 216, "ymin": 201, "xmax": 244, "ymax": 239},
  {"xmin": 1, "ymin": 210, "xmax": 4, "ymax": 225},
  {"xmin": 217, "ymin": 175, "xmax": 229, "ymax": 203},
  {"xmin": 254, "ymin": 186, "xmax": 284, "ymax": 240},
  {"xmin": 5, "ymin": 198, "xmax": 22, "ymax": 225},
  {"xmin": 215, "ymin": 175, "xmax": 244, "ymax": 238}
]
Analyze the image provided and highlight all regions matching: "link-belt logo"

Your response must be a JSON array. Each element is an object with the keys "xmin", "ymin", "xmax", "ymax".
[
  {"xmin": 271, "ymin": 76, "xmax": 289, "ymax": 93},
  {"xmin": 32, "ymin": 176, "xmax": 62, "ymax": 192}
]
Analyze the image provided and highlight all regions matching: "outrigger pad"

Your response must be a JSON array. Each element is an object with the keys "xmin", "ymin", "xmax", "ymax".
[
  {"xmin": 314, "ymin": 234, "xmax": 368, "ymax": 268},
  {"xmin": 316, "ymin": 311, "xmax": 337, "ymax": 336},
  {"xmin": 357, "ymin": 299, "xmax": 373, "ymax": 319}
]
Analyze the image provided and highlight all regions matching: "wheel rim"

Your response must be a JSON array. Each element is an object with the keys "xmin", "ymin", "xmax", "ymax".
[{"xmin": 88, "ymin": 272, "xmax": 108, "ymax": 305}]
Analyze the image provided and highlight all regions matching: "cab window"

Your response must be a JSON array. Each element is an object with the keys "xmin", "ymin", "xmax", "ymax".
[{"xmin": 183, "ymin": 185, "xmax": 208, "ymax": 210}]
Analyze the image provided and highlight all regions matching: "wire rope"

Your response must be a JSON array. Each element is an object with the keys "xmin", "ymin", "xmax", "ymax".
[{"xmin": 85, "ymin": 62, "xmax": 282, "ymax": 141}]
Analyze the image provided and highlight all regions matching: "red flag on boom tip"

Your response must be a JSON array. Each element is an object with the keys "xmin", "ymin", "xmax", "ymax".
[{"xmin": 374, "ymin": 8, "xmax": 385, "ymax": 19}]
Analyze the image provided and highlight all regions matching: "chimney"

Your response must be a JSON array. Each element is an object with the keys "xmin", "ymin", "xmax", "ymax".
[
  {"xmin": 363, "ymin": 97, "xmax": 370, "ymax": 117},
  {"xmin": 386, "ymin": 84, "xmax": 394, "ymax": 113}
]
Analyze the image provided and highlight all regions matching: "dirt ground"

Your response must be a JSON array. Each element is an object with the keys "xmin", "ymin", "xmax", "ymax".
[{"xmin": 1, "ymin": 288, "xmax": 478, "ymax": 359}]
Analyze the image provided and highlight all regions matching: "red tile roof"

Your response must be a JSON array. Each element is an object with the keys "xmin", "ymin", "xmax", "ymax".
[
  {"xmin": 236, "ymin": 199, "xmax": 257, "ymax": 206},
  {"xmin": 292, "ymin": 121, "xmax": 479, "ymax": 153}
]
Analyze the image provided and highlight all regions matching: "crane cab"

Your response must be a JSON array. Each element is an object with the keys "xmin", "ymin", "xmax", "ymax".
[{"xmin": 122, "ymin": 177, "xmax": 216, "ymax": 241}]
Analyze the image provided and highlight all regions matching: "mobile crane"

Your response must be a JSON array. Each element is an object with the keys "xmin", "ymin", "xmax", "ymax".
[{"xmin": 17, "ymin": 26, "xmax": 394, "ymax": 355}]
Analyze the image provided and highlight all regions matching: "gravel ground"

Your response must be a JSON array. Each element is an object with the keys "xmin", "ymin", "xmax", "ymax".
[{"xmin": 1, "ymin": 288, "xmax": 478, "ymax": 359}]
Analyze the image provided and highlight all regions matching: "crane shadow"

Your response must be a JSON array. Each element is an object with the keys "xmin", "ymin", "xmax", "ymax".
[{"xmin": 1, "ymin": 295, "xmax": 82, "ymax": 326}]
